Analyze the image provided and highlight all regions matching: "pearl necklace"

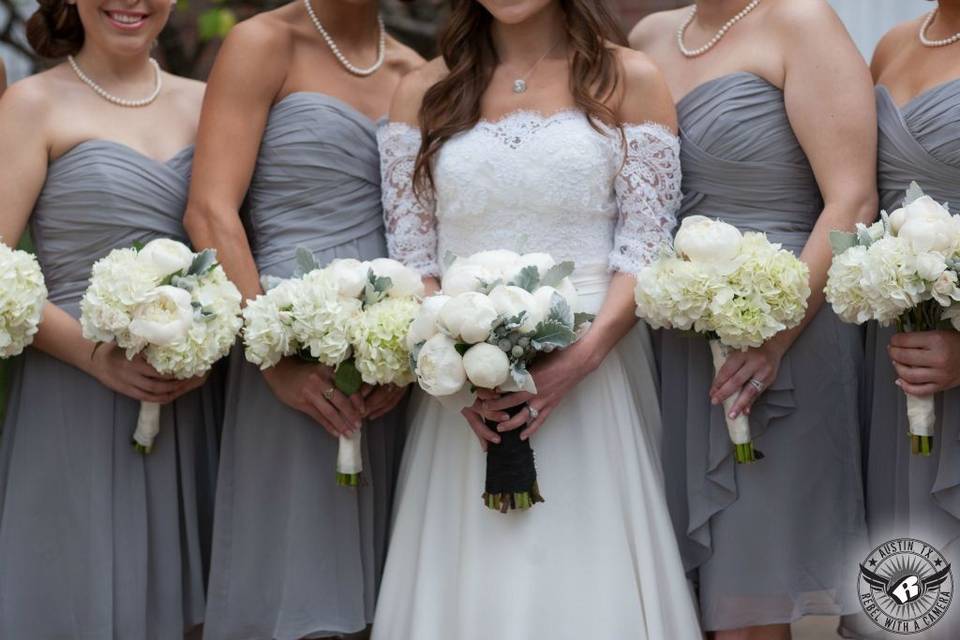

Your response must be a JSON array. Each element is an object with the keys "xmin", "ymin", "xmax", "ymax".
[
  {"xmin": 304, "ymin": 0, "xmax": 386, "ymax": 77},
  {"xmin": 920, "ymin": 10, "xmax": 960, "ymax": 48},
  {"xmin": 67, "ymin": 55, "xmax": 162, "ymax": 108},
  {"xmin": 677, "ymin": 0, "xmax": 760, "ymax": 58}
]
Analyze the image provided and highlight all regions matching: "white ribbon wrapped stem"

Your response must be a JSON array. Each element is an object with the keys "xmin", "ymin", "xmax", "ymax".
[{"xmin": 709, "ymin": 340, "xmax": 752, "ymax": 446}]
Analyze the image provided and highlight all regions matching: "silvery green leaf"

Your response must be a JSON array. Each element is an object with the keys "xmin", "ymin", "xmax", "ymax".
[
  {"xmin": 294, "ymin": 246, "xmax": 319, "ymax": 277},
  {"xmin": 408, "ymin": 343, "xmax": 423, "ymax": 375},
  {"xmin": 510, "ymin": 363, "xmax": 529, "ymax": 389},
  {"xmin": 188, "ymin": 249, "xmax": 218, "ymax": 276},
  {"xmin": 541, "ymin": 261, "xmax": 575, "ymax": 288},
  {"xmin": 443, "ymin": 251, "xmax": 459, "ymax": 269},
  {"xmin": 510, "ymin": 265, "xmax": 540, "ymax": 292},
  {"xmin": 531, "ymin": 320, "xmax": 576, "ymax": 350},
  {"xmin": 856, "ymin": 226, "xmax": 876, "ymax": 247},
  {"xmin": 904, "ymin": 182, "xmax": 925, "ymax": 206},
  {"xmin": 502, "ymin": 312, "xmax": 527, "ymax": 332},
  {"xmin": 477, "ymin": 278, "xmax": 502, "ymax": 295},
  {"xmin": 260, "ymin": 274, "xmax": 285, "ymax": 292},
  {"xmin": 880, "ymin": 209, "xmax": 892, "ymax": 233},
  {"xmin": 171, "ymin": 275, "xmax": 197, "ymax": 291},
  {"xmin": 829, "ymin": 230, "xmax": 857, "ymax": 255},
  {"xmin": 946, "ymin": 258, "xmax": 960, "ymax": 272},
  {"xmin": 573, "ymin": 312, "xmax": 595, "ymax": 329},
  {"xmin": 547, "ymin": 293, "xmax": 574, "ymax": 328},
  {"xmin": 368, "ymin": 269, "xmax": 392, "ymax": 294}
]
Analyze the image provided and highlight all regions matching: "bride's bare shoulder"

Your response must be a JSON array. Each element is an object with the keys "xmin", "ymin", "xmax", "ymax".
[{"xmin": 388, "ymin": 56, "xmax": 448, "ymax": 124}]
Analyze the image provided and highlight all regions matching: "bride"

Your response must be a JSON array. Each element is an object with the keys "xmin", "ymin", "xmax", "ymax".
[{"xmin": 372, "ymin": 1, "xmax": 703, "ymax": 638}]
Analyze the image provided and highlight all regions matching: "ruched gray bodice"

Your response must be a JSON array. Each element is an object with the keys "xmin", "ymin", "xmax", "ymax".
[
  {"xmin": 30, "ymin": 140, "xmax": 194, "ymax": 314},
  {"xmin": 679, "ymin": 72, "xmax": 822, "ymax": 250},
  {"xmin": 660, "ymin": 72, "xmax": 867, "ymax": 630},
  {"xmin": 244, "ymin": 92, "xmax": 385, "ymax": 277},
  {"xmin": 204, "ymin": 93, "xmax": 402, "ymax": 640},
  {"xmin": 865, "ymin": 83, "xmax": 960, "ymax": 623}
]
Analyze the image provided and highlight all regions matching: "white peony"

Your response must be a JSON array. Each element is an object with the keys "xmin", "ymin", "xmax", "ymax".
[
  {"xmin": 0, "ymin": 243, "xmax": 47, "ymax": 358},
  {"xmin": 441, "ymin": 259, "xmax": 500, "ymax": 296},
  {"xmin": 438, "ymin": 292, "xmax": 499, "ymax": 344},
  {"xmin": 892, "ymin": 195, "xmax": 960, "ymax": 255},
  {"xmin": 138, "ymin": 238, "xmax": 195, "ymax": 277},
  {"xmin": 532, "ymin": 280, "xmax": 579, "ymax": 319},
  {"xmin": 368, "ymin": 257, "xmax": 426, "ymax": 298},
  {"xmin": 467, "ymin": 250, "xmax": 523, "ymax": 280},
  {"xmin": 415, "ymin": 333, "xmax": 467, "ymax": 396},
  {"xmin": 327, "ymin": 258, "xmax": 370, "ymax": 299},
  {"xmin": 488, "ymin": 285, "xmax": 543, "ymax": 333},
  {"xmin": 915, "ymin": 252, "xmax": 948, "ymax": 282},
  {"xmin": 406, "ymin": 294, "xmax": 450, "ymax": 350},
  {"xmin": 507, "ymin": 252, "xmax": 556, "ymax": 282},
  {"xmin": 128, "ymin": 285, "xmax": 195, "ymax": 346},
  {"xmin": 462, "ymin": 342, "xmax": 511, "ymax": 389},
  {"xmin": 674, "ymin": 215, "xmax": 743, "ymax": 265}
]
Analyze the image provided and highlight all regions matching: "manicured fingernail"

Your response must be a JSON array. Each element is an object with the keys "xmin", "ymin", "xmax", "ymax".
[
  {"xmin": 497, "ymin": 425, "xmax": 506, "ymax": 432},
  {"xmin": 520, "ymin": 434, "xmax": 528, "ymax": 441},
  {"xmin": 895, "ymin": 379, "xmax": 902, "ymax": 387},
  {"xmin": 729, "ymin": 411, "xmax": 737, "ymax": 419}
]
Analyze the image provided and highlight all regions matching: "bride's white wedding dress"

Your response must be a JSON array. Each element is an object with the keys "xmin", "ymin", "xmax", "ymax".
[{"xmin": 373, "ymin": 110, "xmax": 703, "ymax": 639}]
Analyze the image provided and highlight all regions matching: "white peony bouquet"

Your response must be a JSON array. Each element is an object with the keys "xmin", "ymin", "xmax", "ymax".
[
  {"xmin": 409, "ymin": 250, "xmax": 591, "ymax": 512},
  {"xmin": 635, "ymin": 216, "xmax": 810, "ymax": 464},
  {"xmin": 0, "ymin": 240, "xmax": 47, "ymax": 359},
  {"xmin": 243, "ymin": 249, "xmax": 423, "ymax": 486},
  {"xmin": 825, "ymin": 183, "xmax": 960, "ymax": 456},
  {"xmin": 80, "ymin": 239, "xmax": 243, "ymax": 453}
]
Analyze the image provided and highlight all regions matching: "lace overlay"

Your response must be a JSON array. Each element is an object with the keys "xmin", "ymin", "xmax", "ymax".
[{"xmin": 377, "ymin": 110, "xmax": 681, "ymax": 276}]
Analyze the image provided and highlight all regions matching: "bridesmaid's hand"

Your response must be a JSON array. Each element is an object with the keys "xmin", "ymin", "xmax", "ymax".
[
  {"xmin": 889, "ymin": 331, "xmax": 960, "ymax": 396},
  {"xmin": 261, "ymin": 358, "xmax": 364, "ymax": 438},
  {"xmin": 90, "ymin": 344, "xmax": 205, "ymax": 404},
  {"xmin": 710, "ymin": 341, "xmax": 785, "ymax": 419},
  {"xmin": 361, "ymin": 383, "xmax": 408, "ymax": 421},
  {"xmin": 475, "ymin": 345, "xmax": 596, "ymax": 441}
]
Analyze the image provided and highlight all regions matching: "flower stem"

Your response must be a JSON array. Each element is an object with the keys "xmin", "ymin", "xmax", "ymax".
[
  {"xmin": 734, "ymin": 441, "xmax": 763, "ymax": 464},
  {"xmin": 336, "ymin": 472, "xmax": 362, "ymax": 487},
  {"xmin": 911, "ymin": 435, "xmax": 934, "ymax": 457}
]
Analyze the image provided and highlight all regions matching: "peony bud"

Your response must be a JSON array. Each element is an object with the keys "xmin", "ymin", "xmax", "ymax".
[{"xmin": 462, "ymin": 342, "xmax": 511, "ymax": 389}]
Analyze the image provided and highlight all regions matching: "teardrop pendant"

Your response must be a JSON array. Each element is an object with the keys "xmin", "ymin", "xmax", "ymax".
[{"xmin": 513, "ymin": 79, "xmax": 527, "ymax": 94}]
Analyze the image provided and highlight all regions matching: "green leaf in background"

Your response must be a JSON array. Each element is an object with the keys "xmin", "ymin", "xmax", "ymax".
[
  {"xmin": 829, "ymin": 230, "xmax": 857, "ymax": 255},
  {"xmin": 294, "ymin": 246, "xmax": 319, "ymax": 277},
  {"xmin": 334, "ymin": 359, "xmax": 363, "ymax": 395},
  {"xmin": 188, "ymin": 248, "xmax": 217, "ymax": 276},
  {"xmin": 540, "ymin": 261, "xmax": 575, "ymax": 288},
  {"xmin": 531, "ymin": 320, "xmax": 576, "ymax": 350},
  {"xmin": 198, "ymin": 8, "xmax": 237, "ymax": 43},
  {"xmin": 510, "ymin": 265, "xmax": 540, "ymax": 292},
  {"xmin": 546, "ymin": 293, "xmax": 574, "ymax": 328},
  {"xmin": 904, "ymin": 181, "xmax": 925, "ymax": 206}
]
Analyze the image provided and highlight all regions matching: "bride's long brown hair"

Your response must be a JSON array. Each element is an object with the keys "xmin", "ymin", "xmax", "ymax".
[{"xmin": 413, "ymin": 0, "xmax": 627, "ymax": 195}]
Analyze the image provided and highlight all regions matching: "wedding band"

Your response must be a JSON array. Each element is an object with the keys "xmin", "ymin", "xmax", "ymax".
[
  {"xmin": 323, "ymin": 387, "xmax": 335, "ymax": 400},
  {"xmin": 749, "ymin": 378, "xmax": 764, "ymax": 392},
  {"xmin": 528, "ymin": 405, "xmax": 539, "ymax": 420}
]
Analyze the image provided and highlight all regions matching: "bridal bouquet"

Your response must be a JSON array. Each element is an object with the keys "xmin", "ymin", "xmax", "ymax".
[
  {"xmin": 825, "ymin": 184, "xmax": 960, "ymax": 456},
  {"xmin": 635, "ymin": 216, "xmax": 810, "ymax": 463},
  {"xmin": 409, "ymin": 250, "xmax": 591, "ymax": 512},
  {"xmin": 80, "ymin": 239, "xmax": 243, "ymax": 453},
  {"xmin": 243, "ymin": 249, "xmax": 423, "ymax": 486},
  {"xmin": 0, "ymin": 240, "xmax": 47, "ymax": 358}
]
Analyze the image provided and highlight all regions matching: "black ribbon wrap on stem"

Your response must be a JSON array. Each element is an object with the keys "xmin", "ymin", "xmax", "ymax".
[{"xmin": 483, "ymin": 404, "xmax": 544, "ymax": 512}]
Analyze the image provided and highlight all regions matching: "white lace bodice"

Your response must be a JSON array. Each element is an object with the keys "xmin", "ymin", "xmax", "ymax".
[{"xmin": 377, "ymin": 110, "xmax": 681, "ymax": 277}]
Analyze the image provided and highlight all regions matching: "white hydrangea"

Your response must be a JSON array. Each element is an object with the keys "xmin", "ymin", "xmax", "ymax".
[
  {"xmin": 242, "ymin": 278, "xmax": 301, "ymax": 369},
  {"xmin": 350, "ymin": 297, "xmax": 419, "ymax": 386},
  {"xmin": 0, "ymin": 243, "xmax": 48, "ymax": 358},
  {"xmin": 289, "ymin": 270, "xmax": 360, "ymax": 367},
  {"xmin": 79, "ymin": 248, "xmax": 157, "ymax": 347}
]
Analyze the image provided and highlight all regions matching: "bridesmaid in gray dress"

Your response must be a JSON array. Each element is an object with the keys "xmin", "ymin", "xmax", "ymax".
[
  {"xmin": 843, "ymin": 6, "xmax": 960, "ymax": 637},
  {"xmin": 0, "ymin": 0, "xmax": 214, "ymax": 637},
  {"xmin": 632, "ymin": 1, "xmax": 876, "ymax": 635},
  {"xmin": 183, "ymin": 3, "xmax": 422, "ymax": 638}
]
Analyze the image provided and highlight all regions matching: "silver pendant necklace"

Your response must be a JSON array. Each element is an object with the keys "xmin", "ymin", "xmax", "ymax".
[{"xmin": 510, "ymin": 38, "xmax": 563, "ymax": 94}]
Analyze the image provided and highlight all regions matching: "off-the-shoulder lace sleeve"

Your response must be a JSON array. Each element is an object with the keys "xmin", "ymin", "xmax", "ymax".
[
  {"xmin": 609, "ymin": 123, "xmax": 682, "ymax": 274},
  {"xmin": 377, "ymin": 122, "xmax": 441, "ymax": 277}
]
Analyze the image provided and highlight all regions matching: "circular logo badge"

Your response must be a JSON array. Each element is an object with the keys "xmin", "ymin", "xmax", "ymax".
[{"xmin": 859, "ymin": 538, "xmax": 953, "ymax": 635}]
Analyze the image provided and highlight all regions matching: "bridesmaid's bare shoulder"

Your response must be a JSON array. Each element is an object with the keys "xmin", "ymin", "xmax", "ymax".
[
  {"xmin": 628, "ymin": 7, "xmax": 688, "ymax": 52},
  {"xmin": 386, "ymin": 36, "xmax": 426, "ymax": 77},
  {"xmin": 764, "ymin": 0, "xmax": 850, "ymax": 39},
  {"xmin": 0, "ymin": 58, "xmax": 6, "ymax": 95},
  {"xmin": 388, "ymin": 56, "xmax": 447, "ymax": 124},
  {"xmin": 871, "ymin": 17, "xmax": 923, "ymax": 80}
]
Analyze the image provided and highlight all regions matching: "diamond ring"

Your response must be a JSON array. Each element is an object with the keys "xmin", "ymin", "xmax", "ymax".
[
  {"xmin": 528, "ymin": 405, "xmax": 539, "ymax": 421},
  {"xmin": 323, "ymin": 387, "xmax": 335, "ymax": 400},
  {"xmin": 749, "ymin": 378, "xmax": 764, "ymax": 393}
]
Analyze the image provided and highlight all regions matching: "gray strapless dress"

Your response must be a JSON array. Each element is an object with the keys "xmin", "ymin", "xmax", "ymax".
[
  {"xmin": 844, "ymin": 82, "xmax": 960, "ymax": 639},
  {"xmin": 658, "ymin": 73, "xmax": 869, "ymax": 630},
  {"xmin": 203, "ymin": 93, "xmax": 405, "ymax": 640},
  {"xmin": 0, "ymin": 141, "xmax": 219, "ymax": 639}
]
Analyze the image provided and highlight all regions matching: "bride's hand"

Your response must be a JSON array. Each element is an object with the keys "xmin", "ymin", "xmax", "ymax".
[
  {"xmin": 261, "ymin": 358, "xmax": 364, "ymax": 437},
  {"xmin": 476, "ymin": 344, "xmax": 596, "ymax": 440},
  {"xmin": 709, "ymin": 341, "xmax": 785, "ymax": 419}
]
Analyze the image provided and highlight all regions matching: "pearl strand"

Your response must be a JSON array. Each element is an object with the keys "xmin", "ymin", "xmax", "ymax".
[
  {"xmin": 919, "ymin": 10, "xmax": 960, "ymax": 48},
  {"xmin": 303, "ymin": 0, "xmax": 386, "ymax": 77},
  {"xmin": 67, "ymin": 56, "xmax": 162, "ymax": 108},
  {"xmin": 677, "ymin": 0, "xmax": 761, "ymax": 58}
]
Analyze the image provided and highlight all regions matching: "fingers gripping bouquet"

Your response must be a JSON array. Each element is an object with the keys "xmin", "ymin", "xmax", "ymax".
[
  {"xmin": 826, "ymin": 184, "xmax": 960, "ymax": 456},
  {"xmin": 0, "ymin": 240, "xmax": 47, "ymax": 358},
  {"xmin": 409, "ymin": 250, "xmax": 592, "ymax": 513},
  {"xmin": 242, "ymin": 249, "xmax": 423, "ymax": 486},
  {"xmin": 80, "ymin": 239, "xmax": 243, "ymax": 453},
  {"xmin": 635, "ymin": 216, "xmax": 810, "ymax": 464}
]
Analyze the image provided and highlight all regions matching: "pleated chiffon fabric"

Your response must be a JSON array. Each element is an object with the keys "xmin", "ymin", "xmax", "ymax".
[
  {"xmin": 202, "ymin": 93, "xmax": 405, "ymax": 640},
  {"xmin": 0, "ymin": 141, "xmax": 219, "ymax": 639},
  {"xmin": 657, "ymin": 72, "xmax": 870, "ymax": 630}
]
